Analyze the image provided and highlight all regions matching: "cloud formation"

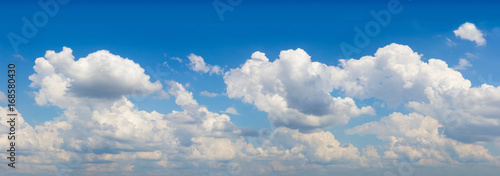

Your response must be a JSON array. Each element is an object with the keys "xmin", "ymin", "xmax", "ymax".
[
  {"xmin": 454, "ymin": 22, "xmax": 486, "ymax": 46},
  {"xmin": 3, "ymin": 44, "xmax": 500, "ymax": 175},
  {"xmin": 187, "ymin": 53, "xmax": 223, "ymax": 75},
  {"xmin": 347, "ymin": 112, "xmax": 495, "ymax": 165},
  {"xmin": 224, "ymin": 49, "xmax": 375, "ymax": 132},
  {"xmin": 28, "ymin": 47, "xmax": 162, "ymax": 108},
  {"xmin": 226, "ymin": 43, "xmax": 500, "ymax": 143}
]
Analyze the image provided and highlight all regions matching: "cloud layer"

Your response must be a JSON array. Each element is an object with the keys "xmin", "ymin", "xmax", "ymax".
[{"xmin": 2, "ymin": 45, "xmax": 500, "ymax": 175}]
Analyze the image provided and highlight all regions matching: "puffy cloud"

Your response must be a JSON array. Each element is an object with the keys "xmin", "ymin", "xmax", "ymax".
[
  {"xmin": 224, "ymin": 43, "xmax": 500, "ymax": 140},
  {"xmin": 407, "ymin": 84, "xmax": 500, "ymax": 142},
  {"xmin": 0, "ymin": 107, "xmax": 72, "ymax": 175},
  {"xmin": 4, "ymin": 80, "xmax": 263, "ymax": 175},
  {"xmin": 16, "ymin": 48, "xmax": 266, "ymax": 174},
  {"xmin": 221, "ymin": 107, "xmax": 239, "ymax": 115},
  {"xmin": 10, "ymin": 44, "xmax": 500, "ymax": 175},
  {"xmin": 338, "ymin": 43, "xmax": 471, "ymax": 107},
  {"xmin": 224, "ymin": 49, "xmax": 374, "ymax": 132},
  {"xmin": 28, "ymin": 47, "xmax": 162, "ymax": 107},
  {"xmin": 187, "ymin": 53, "xmax": 223, "ymax": 75},
  {"xmin": 225, "ymin": 43, "xmax": 500, "ymax": 147},
  {"xmin": 347, "ymin": 112, "xmax": 495, "ymax": 165},
  {"xmin": 453, "ymin": 58, "xmax": 472, "ymax": 70},
  {"xmin": 335, "ymin": 43, "xmax": 500, "ymax": 143},
  {"xmin": 454, "ymin": 22, "xmax": 486, "ymax": 46}
]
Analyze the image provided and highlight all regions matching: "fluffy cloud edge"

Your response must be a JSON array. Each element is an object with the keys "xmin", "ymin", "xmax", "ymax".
[{"xmin": 454, "ymin": 22, "xmax": 486, "ymax": 46}]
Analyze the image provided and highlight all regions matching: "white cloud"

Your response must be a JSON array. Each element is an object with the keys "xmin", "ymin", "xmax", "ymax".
[
  {"xmin": 28, "ymin": 47, "xmax": 162, "ymax": 108},
  {"xmin": 347, "ymin": 112, "xmax": 496, "ymax": 165},
  {"xmin": 2, "ymin": 79, "xmax": 262, "ymax": 175},
  {"xmin": 221, "ymin": 107, "xmax": 239, "ymax": 115},
  {"xmin": 224, "ymin": 49, "xmax": 374, "ymax": 132},
  {"xmin": 454, "ymin": 22, "xmax": 486, "ymax": 46},
  {"xmin": 7, "ymin": 45, "xmax": 500, "ymax": 175},
  {"xmin": 200, "ymin": 90, "xmax": 219, "ymax": 97},
  {"xmin": 453, "ymin": 58, "xmax": 472, "ymax": 70},
  {"xmin": 407, "ymin": 84, "xmax": 500, "ymax": 142},
  {"xmin": 226, "ymin": 43, "xmax": 500, "ymax": 143},
  {"xmin": 187, "ymin": 53, "xmax": 223, "ymax": 75},
  {"xmin": 336, "ymin": 43, "xmax": 500, "ymax": 143},
  {"xmin": 337, "ymin": 43, "xmax": 471, "ymax": 107}
]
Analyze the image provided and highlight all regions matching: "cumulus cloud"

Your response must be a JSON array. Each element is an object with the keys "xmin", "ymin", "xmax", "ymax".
[
  {"xmin": 224, "ymin": 49, "xmax": 374, "ymax": 132},
  {"xmin": 226, "ymin": 43, "xmax": 500, "ymax": 143},
  {"xmin": 9, "ymin": 46, "xmax": 385, "ymax": 174},
  {"xmin": 28, "ymin": 47, "xmax": 162, "ymax": 108},
  {"xmin": 2, "ymin": 79, "xmax": 261, "ymax": 175},
  {"xmin": 9, "ymin": 48, "xmax": 266, "ymax": 175},
  {"xmin": 454, "ymin": 22, "xmax": 486, "ymax": 46},
  {"xmin": 347, "ymin": 112, "xmax": 495, "ymax": 165},
  {"xmin": 453, "ymin": 58, "xmax": 472, "ymax": 70},
  {"xmin": 187, "ymin": 53, "xmax": 223, "ymax": 75},
  {"xmin": 221, "ymin": 107, "xmax": 239, "ymax": 115},
  {"xmin": 8, "ymin": 44, "xmax": 500, "ymax": 175},
  {"xmin": 337, "ymin": 44, "xmax": 471, "ymax": 107},
  {"xmin": 407, "ymin": 84, "xmax": 500, "ymax": 142},
  {"xmin": 337, "ymin": 44, "xmax": 500, "ymax": 143}
]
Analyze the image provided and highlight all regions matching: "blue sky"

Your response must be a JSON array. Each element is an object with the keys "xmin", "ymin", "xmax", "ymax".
[{"xmin": 1, "ymin": 0, "xmax": 500, "ymax": 175}]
